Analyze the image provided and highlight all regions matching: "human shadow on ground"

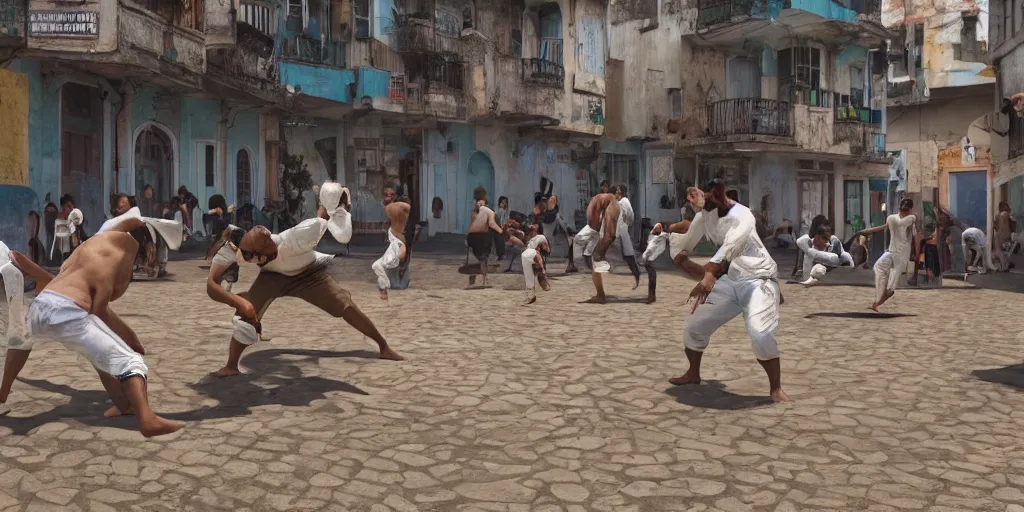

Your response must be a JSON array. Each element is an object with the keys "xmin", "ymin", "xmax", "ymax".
[
  {"xmin": 973, "ymin": 364, "xmax": 1024, "ymax": 390},
  {"xmin": 665, "ymin": 380, "xmax": 774, "ymax": 410},
  {"xmin": 805, "ymin": 312, "xmax": 917, "ymax": 319},
  {"xmin": 0, "ymin": 349, "xmax": 370, "ymax": 434}
]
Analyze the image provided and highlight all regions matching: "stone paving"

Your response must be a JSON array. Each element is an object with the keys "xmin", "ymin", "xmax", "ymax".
[{"xmin": 1, "ymin": 248, "xmax": 1024, "ymax": 512}]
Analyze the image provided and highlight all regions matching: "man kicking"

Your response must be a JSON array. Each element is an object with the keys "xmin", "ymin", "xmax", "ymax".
[
  {"xmin": 961, "ymin": 226, "xmax": 998, "ymax": 278},
  {"xmin": 574, "ymin": 193, "xmax": 621, "ymax": 304},
  {"xmin": 796, "ymin": 223, "xmax": 854, "ymax": 286},
  {"xmin": 0, "ymin": 228, "xmax": 183, "ymax": 437},
  {"xmin": 856, "ymin": 198, "xmax": 917, "ymax": 311},
  {"xmin": 666, "ymin": 180, "xmax": 788, "ymax": 403},
  {"xmin": 205, "ymin": 182, "xmax": 403, "ymax": 377},
  {"xmin": 466, "ymin": 199, "xmax": 503, "ymax": 287},
  {"xmin": 533, "ymin": 177, "xmax": 578, "ymax": 273},
  {"xmin": 520, "ymin": 234, "xmax": 551, "ymax": 305},
  {"xmin": 372, "ymin": 195, "xmax": 411, "ymax": 301}
]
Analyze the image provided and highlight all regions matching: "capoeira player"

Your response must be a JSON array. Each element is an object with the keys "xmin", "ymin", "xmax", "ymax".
[
  {"xmin": 796, "ymin": 223, "xmax": 854, "ymax": 286},
  {"xmin": 519, "ymin": 234, "xmax": 551, "ymax": 305},
  {"xmin": 642, "ymin": 188, "xmax": 710, "ymax": 304},
  {"xmin": 99, "ymin": 205, "xmax": 184, "ymax": 278},
  {"xmin": 664, "ymin": 180, "xmax": 788, "ymax": 403},
  {"xmin": 533, "ymin": 177, "xmax": 578, "ymax": 273},
  {"xmin": 0, "ymin": 227, "xmax": 184, "ymax": 437},
  {"xmin": 613, "ymin": 184, "xmax": 642, "ymax": 288},
  {"xmin": 205, "ymin": 182, "xmax": 403, "ymax": 377},
  {"xmin": 857, "ymin": 198, "xmax": 917, "ymax": 311},
  {"xmin": 573, "ymin": 193, "xmax": 621, "ymax": 304},
  {"xmin": 372, "ymin": 196, "xmax": 411, "ymax": 301},
  {"xmin": 465, "ymin": 199, "xmax": 503, "ymax": 287},
  {"xmin": 961, "ymin": 226, "xmax": 998, "ymax": 278}
]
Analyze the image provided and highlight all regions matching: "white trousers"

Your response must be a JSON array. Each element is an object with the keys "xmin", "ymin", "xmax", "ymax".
[
  {"xmin": 873, "ymin": 251, "xmax": 905, "ymax": 302},
  {"xmin": 617, "ymin": 220, "xmax": 635, "ymax": 257},
  {"xmin": 25, "ymin": 291, "xmax": 148, "ymax": 380},
  {"xmin": 1, "ymin": 261, "xmax": 27, "ymax": 348},
  {"xmin": 808, "ymin": 263, "xmax": 828, "ymax": 280},
  {"xmin": 522, "ymin": 248, "xmax": 539, "ymax": 299},
  {"xmin": 574, "ymin": 222, "xmax": 611, "ymax": 273},
  {"xmin": 372, "ymin": 230, "xmax": 404, "ymax": 291},
  {"xmin": 963, "ymin": 241, "xmax": 995, "ymax": 273},
  {"xmin": 684, "ymin": 276, "xmax": 781, "ymax": 361}
]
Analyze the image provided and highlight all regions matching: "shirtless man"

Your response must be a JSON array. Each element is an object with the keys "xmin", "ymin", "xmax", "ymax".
[
  {"xmin": 466, "ymin": 199, "xmax": 503, "ymax": 287},
  {"xmin": 574, "ymin": 193, "xmax": 621, "ymax": 304},
  {"xmin": 372, "ymin": 197, "xmax": 411, "ymax": 300},
  {"xmin": 993, "ymin": 201, "xmax": 1014, "ymax": 271},
  {"xmin": 205, "ymin": 182, "xmax": 403, "ymax": 377},
  {"xmin": 0, "ymin": 227, "xmax": 183, "ymax": 437},
  {"xmin": 856, "ymin": 198, "xmax": 917, "ymax": 311}
]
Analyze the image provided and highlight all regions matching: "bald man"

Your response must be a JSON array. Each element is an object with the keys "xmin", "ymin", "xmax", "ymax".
[{"xmin": 205, "ymin": 182, "xmax": 403, "ymax": 377}]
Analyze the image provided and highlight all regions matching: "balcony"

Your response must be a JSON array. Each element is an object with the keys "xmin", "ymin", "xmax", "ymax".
[
  {"xmin": 391, "ymin": 15, "xmax": 462, "ymax": 55},
  {"xmin": 706, "ymin": 98, "xmax": 792, "ymax": 137},
  {"xmin": 281, "ymin": 35, "xmax": 345, "ymax": 68},
  {"xmin": 522, "ymin": 58, "xmax": 564, "ymax": 88},
  {"xmin": 833, "ymin": 105, "xmax": 887, "ymax": 159},
  {"xmin": 120, "ymin": 2, "xmax": 206, "ymax": 86},
  {"xmin": 205, "ymin": 22, "xmax": 280, "ymax": 102},
  {"xmin": 697, "ymin": 0, "xmax": 769, "ymax": 29}
]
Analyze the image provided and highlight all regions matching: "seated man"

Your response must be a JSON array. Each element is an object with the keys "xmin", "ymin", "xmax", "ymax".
[
  {"xmin": 0, "ymin": 229, "xmax": 183, "ymax": 437},
  {"xmin": 796, "ymin": 225, "xmax": 854, "ymax": 286}
]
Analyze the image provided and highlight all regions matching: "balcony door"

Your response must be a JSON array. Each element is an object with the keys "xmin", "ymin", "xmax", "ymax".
[{"xmin": 727, "ymin": 57, "xmax": 761, "ymax": 99}]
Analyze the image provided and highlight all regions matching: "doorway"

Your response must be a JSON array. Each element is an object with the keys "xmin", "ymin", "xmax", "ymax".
[
  {"xmin": 236, "ymin": 148, "xmax": 253, "ymax": 205},
  {"xmin": 134, "ymin": 125, "xmax": 174, "ymax": 208},
  {"xmin": 464, "ymin": 151, "xmax": 495, "ymax": 232},
  {"xmin": 949, "ymin": 170, "xmax": 988, "ymax": 231}
]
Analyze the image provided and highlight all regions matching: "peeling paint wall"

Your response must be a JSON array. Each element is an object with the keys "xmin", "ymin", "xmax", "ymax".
[{"xmin": 0, "ymin": 69, "xmax": 29, "ymax": 187}]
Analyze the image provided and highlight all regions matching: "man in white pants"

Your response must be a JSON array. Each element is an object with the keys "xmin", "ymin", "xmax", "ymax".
[
  {"xmin": 521, "ymin": 234, "xmax": 551, "ymax": 305},
  {"xmin": 372, "ymin": 195, "xmax": 410, "ymax": 301},
  {"xmin": 857, "ymin": 198, "xmax": 917, "ymax": 311},
  {"xmin": 961, "ymin": 227, "xmax": 997, "ymax": 278},
  {"xmin": 668, "ymin": 180, "xmax": 788, "ymax": 403},
  {"xmin": 0, "ymin": 228, "xmax": 183, "ymax": 437},
  {"xmin": 796, "ymin": 224, "xmax": 854, "ymax": 286},
  {"xmin": 573, "ymin": 193, "xmax": 621, "ymax": 303}
]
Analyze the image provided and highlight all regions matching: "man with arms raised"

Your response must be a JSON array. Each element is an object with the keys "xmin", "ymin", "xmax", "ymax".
[
  {"xmin": 665, "ymin": 180, "xmax": 788, "ymax": 403},
  {"xmin": 205, "ymin": 182, "xmax": 403, "ymax": 377},
  {"xmin": 0, "ymin": 223, "xmax": 183, "ymax": 437}
]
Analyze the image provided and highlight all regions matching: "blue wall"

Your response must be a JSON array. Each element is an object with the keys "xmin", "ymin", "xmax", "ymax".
[
  {"xmin": 228, "ymin": 110, "xmax": 261, "ymax": 205},
  {"xmin": 0, "ymin": 185, "xmax": 39, "ymax": 254},
  {"xmin": 15, "ymin": 60, "xmax": 59, "ymax": 209},
  {"xmin": 356, "ymin": 67, "xmax": 391, "ymax": 100},
  {"xmin": 179, "ymin": 97, "xmax": 221, "ymax": 206},
  {"xmin": 789, "ymin": 0, "xmax": 858, "ymax": 22},
  {"xmin": 280, "ymin": 62, "xmax": 355, "ymax": 104}
]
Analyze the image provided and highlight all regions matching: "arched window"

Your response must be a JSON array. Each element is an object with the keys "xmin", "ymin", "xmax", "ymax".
[{"xmin": 236, "ymin": 149, "xmax": 252, "ymax": 205}]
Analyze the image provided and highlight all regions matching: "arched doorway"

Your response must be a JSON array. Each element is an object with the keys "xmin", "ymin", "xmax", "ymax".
[
  {"xmin": 464, "ymin": 151, "xmax": 495, "ymax": 232},
  {"xmin": 236, "ymin": 148, "xmax": 253, "ymax": 205},
  {"xmin": 134, "ymin": 124, "xmax": 174, "ymax": 207}
]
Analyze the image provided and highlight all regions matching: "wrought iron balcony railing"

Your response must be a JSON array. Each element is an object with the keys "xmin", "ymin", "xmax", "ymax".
[
  {"xmin": 705, "ymin": 98, "xmax": 792, "ymax": 137},
  {"xmin": 697, "ymin": 0, "xmax": 768, "ymax": 29},
  {"xmin": 521, "ymin": 58, "xmax": 564, "ymax": 88},
  {"xmin": 282, "ymin": 36, "xmax": 345, "ymax": 68}
]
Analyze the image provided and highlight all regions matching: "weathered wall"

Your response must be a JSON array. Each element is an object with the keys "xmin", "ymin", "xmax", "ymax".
[
  {"xmin": 0, "ymin": 69, "xmax": 29, "ymax": 187},
  {"xmin": 749, "ymin": 156, "xmax": 800, "ymax": 228},
  {"xmin": 280, "ymin": 62, "xmax": 355, "ymax": 103},
  {"xmin": 0, "ymin": 185, "xmax": 39, "ymax": 254},
  {"xmin": 887, "ymin": 92, "xmax": 991, "ymax": 191},
  {"xmin": 27, "ymin": 0, "xmax": 116, "ymax": 52}
]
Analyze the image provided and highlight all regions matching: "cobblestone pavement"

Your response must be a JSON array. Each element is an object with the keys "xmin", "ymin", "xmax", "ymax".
[{"xmin": 2, "ymin": 248, "xmax": 1024, "ymax": 512}]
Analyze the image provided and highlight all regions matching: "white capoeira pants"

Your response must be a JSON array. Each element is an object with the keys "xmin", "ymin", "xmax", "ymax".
[
  {"xmin": 372, "ymin": 229, "xmax": 404, "ymax": 291},
  {"xmin": 23, "ymin": 291, "xmax": 148, "ymax": 380},
  {"xmin": 872, "ymin": 251, "xmax": 906, "ymax": 302},
  {"xmin": 573, "ymin": 221, "xmax": 611, "ymax": 273},
  {"xmin": 807, "ymin": 263, "xmax": 828, "ymax": 280},
  {"xmin": 684, "ymin": 276, "xmax": 781, "ymax": 361},
  {"xmin": 522, "ymin": 247, "xmax": 540, "ymax": 299},
  {"xmin": 1, "ymin": 259, "xmax": 28, "ymax": 348}
]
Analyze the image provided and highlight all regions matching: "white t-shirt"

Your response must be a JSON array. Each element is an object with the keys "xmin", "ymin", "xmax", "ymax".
[
  {"xmin": 885, "ymin": 213, "xmax": 917, "ymax": 255},
  {"xmin": 618, "ymin": 198, "xmax": 635, "ymax": 227},
  {"xmin": 212, "ymin": 218, "xmax": 333, "ymax": 276},
  {"xmin": 670, "ymin": 203, "xmax": 778, "ymax": 280}
]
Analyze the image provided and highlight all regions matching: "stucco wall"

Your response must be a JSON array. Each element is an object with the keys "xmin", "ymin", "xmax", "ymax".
[
  {"xmin": 27, "ymin": 0, "xmax": 117, "ymax": 53},
  {"xmin": 0, "ymin": 69, "xmax": 29, "ymax": 187},
  {"xmin": 749, "ymin": 156, "xmax": 800, "ymax": 228}
]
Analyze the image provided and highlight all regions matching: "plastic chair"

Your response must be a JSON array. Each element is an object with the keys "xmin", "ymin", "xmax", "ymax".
[{"xmin": 49, "ymin": 218, "xmax": 73, "ymax": 261}]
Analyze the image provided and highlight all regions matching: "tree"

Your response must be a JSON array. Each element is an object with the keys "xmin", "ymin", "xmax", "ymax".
[{"xmin": 280, "ymin": 150, "xmax": 313, "ymax": 218}]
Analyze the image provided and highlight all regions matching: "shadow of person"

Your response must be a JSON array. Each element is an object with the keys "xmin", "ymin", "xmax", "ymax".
[
  {"xmin": 805, "ymin": 312, "xmax": 917, "ymax": 319},
  {"xmin": 664, "ymin": 380, "xmax": 774, "ymax": 410},
  {"xmin": 973, "ymin": 363, "xmax": 1024, "ymax": 390},
  {"xmin": 0, "ymin": 349, "xmax": 371, "ymax": 434}
]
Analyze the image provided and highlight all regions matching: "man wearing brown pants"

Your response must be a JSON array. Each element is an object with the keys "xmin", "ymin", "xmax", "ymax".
[{"xmin": 205, "ymin": 182, "xmax": 404, "ymax": 377}]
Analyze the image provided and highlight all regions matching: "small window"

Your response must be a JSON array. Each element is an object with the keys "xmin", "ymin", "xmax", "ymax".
[
  {"xmin": 354, "ymin": 0, "xmax": 371, "ymax": 39},
  {"xmin": 204, "ymin": 144, "xmax": 216, "ymax": 188},
  {"xmin": 668, "ymin": 88, "xmax": 682, "ymax": 118},
  {"xmin": 954, "ymin": 16, "xmax": 981, "ymax": 62},
  {"xmin": 510, "ymin": 1, "xmax": 524, "ymax": 57},
  {"xmin": 288, "ymin": 0, "xmax": 303, "ymax": 18},
  {"xmin": 849, "ymin": 65, "xmax": 864, "ymax": 107},
  {"xmin": 797, "ymin": 159, "xmax": 816, "ymax": 169}
]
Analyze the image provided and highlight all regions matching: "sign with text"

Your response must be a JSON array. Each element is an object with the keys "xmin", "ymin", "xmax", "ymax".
[{"xmin": 29, "ymin": 11, "xmax": 98, "ymax": 38}]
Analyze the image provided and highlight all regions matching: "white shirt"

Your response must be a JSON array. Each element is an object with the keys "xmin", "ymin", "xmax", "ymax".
[
  {"xmin": 962, "ymin": 227, "xmax": 986, "ymax": 246},
  {"xmin": 671, "ymin": 203, "xmax": 778, "ymax": 280},
  {"xmin": 885, "ymin": 213, "xmax": 917, "ymax": 255},
  {"xmin": 212, "ymin": 218, "xmax": 333, "ymax": 276},
  {"xmin": 797, "ymin": 234, "xmax": 853, "ymax": 270},
  {"xmin": 618, "ymin": 197, "xmax": 635, "ymax": 227}
]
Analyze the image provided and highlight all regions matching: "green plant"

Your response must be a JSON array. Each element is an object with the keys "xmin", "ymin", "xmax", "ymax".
[{"xmin": 280, "ymin": 150, "xmax": 314, "ymax": 218}]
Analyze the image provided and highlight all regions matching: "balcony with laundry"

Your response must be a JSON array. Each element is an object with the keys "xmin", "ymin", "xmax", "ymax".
[{"xmin": 688, "ymin": 0, "xmax": 887, "ymax": 49}]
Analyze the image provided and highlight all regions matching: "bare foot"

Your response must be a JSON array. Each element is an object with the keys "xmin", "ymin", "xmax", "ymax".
[
  {"xmin": 581, "ymin": 296, "xmax": 606, "ymax": 304},
  {"xmin": 566, "ymin": 265, "xmax": 578, "ymax": 273},
  {"xmin": 632, "ymin": 276, "xmax": 640, "ymax": 290},
  {"xmin": 104, "ymin": 406, "xmax": 133, "ymax": 418},
  {"xmin": 669, "ymin": 371, "xmax": 701, "ymax": 386},
  {"xmin": 771, "ymin": 388, "xmax": 790, "ymax": 403},
  {"xmin": 379, "ymin": 289, "xmax": 388, "ymax": 301},
  {"xmin": 211, "ymin": 367, "xmax": 241, "ymax": 378},
  {"xmin": 523, "ymin": 296, "xmax": 537, "ymax": 306},
  {"xmin": 647, "ymin": 295, "xmax": 656, "ymax": 304},
  {"xmin": 379, "ymin": 347, "xmax": 406, "ymax": 361},
  {"xmin": 139, "ymin": 416, "xmax": 184, "ymax": 438},
  {"xmin": 869, "ymin": 303, "xmax": 880, "ymax": 312}
]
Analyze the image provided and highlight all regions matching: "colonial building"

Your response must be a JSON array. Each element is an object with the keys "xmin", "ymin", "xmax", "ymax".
[{"xmin": 989, "ymin": 0, "xmax": 1024, "ymax": 219}]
